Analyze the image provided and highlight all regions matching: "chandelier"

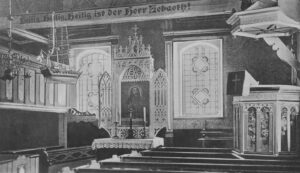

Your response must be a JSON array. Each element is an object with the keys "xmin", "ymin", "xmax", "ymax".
[
  {"xmin": 0, "ymin": 0, "xmax": 30, "ymax": 81},
  {"xmin": 38, "ymin": 12, "xmax": 81, "ymax": 84}
]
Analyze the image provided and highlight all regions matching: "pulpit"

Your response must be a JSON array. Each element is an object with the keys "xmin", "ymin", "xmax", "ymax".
[{"xmin": 233, "ymin": 85, "xmax": 300, "ymax": 156}]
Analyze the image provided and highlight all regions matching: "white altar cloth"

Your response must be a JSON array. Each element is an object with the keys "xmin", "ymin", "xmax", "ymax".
[{"xmin": 91, "ymin": 137, "xmax": 164, "ymax": 150}]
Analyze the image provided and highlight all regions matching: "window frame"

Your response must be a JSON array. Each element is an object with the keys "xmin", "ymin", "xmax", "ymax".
[{"xmin": 172, "ymin": 38, "xmax": 223, "ymax": 119}]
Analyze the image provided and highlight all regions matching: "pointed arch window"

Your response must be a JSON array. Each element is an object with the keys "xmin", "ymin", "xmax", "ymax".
[{"xmin": 77, "ymin": 49, "xmax": 111, "ymax": 117}]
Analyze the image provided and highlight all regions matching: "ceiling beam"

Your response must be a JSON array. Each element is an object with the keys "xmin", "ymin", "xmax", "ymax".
[
  {"xmin": 0, "ymin": 35, "xmax": 34, "ymax": 45},
  {"xmin": 11, "ymin": 28, "xmax": 48, "ymax": 44}
]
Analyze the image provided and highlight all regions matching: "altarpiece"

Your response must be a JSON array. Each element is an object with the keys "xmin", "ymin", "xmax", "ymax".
[{"xmin": 98, "ymin": 25, "xmax": 169, "ymax": 139}]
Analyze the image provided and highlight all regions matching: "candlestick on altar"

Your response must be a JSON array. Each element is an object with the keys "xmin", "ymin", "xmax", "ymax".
[
  {"xmin": 142, "ymin": 120, "xmax": 147, "ymax": 139},
  {"xmin": 112, "ymin": 121, "xmax": 119, "ymax": 139},
  {"xmin": 127, "ymin": 109, "xmax": 134, "ymax": 139},
  {"xmin": 117, "ymin": 111, "xmax": 120, "ymax": 124},
  {"xmin": 143, "ymin": 107, "xmax": 146, "ymax": 122}
]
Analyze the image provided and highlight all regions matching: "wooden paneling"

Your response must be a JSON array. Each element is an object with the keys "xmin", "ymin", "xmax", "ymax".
[{"xmin": 0, "ymin": 110, "xmax": 59, "ymax": 151}]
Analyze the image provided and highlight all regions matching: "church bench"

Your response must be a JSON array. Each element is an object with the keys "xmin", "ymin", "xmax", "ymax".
[
  {"xmin": 121, "ymin": 155, "xmax": 300, "ymax": 166},
  {"xmin": 99, "ymin": 160, "xmax": 300, "ymax": 172},
  {"xmin": 140, "ymin": 150, "xmax": 237, "ymax": 158}
]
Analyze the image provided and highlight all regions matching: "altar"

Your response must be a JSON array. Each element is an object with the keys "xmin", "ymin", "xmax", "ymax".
[
  {"xmin": 92, "ymin": 137, "xmax": 164, "ymax": 150},
  {"xmin": 91, "ymin": 137, "xmax": 164, "ymax": 160},
  {"xmin": 233, "ymin": 85, "xmax": 300, "ymax": 157}
]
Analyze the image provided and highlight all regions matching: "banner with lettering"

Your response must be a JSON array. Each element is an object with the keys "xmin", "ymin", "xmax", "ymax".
[{"xmin": 0, "ymin": 0, "xmax": 238, "ymax": 29}]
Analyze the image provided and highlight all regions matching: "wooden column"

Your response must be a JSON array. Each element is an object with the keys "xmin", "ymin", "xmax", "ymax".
[
  {"xmin": 165, "ymin": 41, "xmax": 173, "ymax": 131},
  {"xmin": 12, "ymin": 73, "xmax": 18, "ymax": 102},
  {"xmin": 35, "ymin": 73, "xmax": 41, "ymax": 105},
  {"xmin": 54, "ymin": 83, "xmax": 58, "ymax": 107},
  {"xmin": 0, "ymin": 69, "xmax": 5, "ymax": 101},
  {"xmin": 45, "ymin": 80, "xmax": 50, "ymax": 106},
  {"xmin": 24, "ymin": 69, "xmax": 30, "ymax": 104},
  {"xmin": 58, "ymin": 113, "xmax": 68, "ymax": 148}
]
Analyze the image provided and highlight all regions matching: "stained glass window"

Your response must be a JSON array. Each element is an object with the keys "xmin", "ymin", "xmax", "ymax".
[
  {"xmin": 77, "ymin": 49, "xmax": 111, "ymax": 117},
  {"xmin": 173, "ymin": 39, "xmax": 223, "ymax": 118}
]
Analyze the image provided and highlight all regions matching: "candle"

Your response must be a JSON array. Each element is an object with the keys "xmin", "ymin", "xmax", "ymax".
[
  {"xmin": 130, "ymin": 112, "xmax": 132, "ymax": 119},
  {"xmin": 116, "ymin": 108, "xmax": 118, "ymax": 122},
  {"xmin": 143, "ymin": 107, "xmax": 146, "ymax": 122}
]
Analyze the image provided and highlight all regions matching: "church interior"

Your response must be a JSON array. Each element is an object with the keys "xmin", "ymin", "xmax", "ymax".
[{"xmin": 0, "ymin": 0, "xmax": 300, "ymax": 172}]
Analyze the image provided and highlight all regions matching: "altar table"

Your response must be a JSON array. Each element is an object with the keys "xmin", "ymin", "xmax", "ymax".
[{"xmin": 91, "ymin": 137, "xmax": 164, "ymax": 150}]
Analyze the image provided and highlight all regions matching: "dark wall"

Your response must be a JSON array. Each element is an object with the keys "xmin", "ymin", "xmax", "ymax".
[{"xmin": 0, "ymin": 109, "xmax": 59, "ymax": 151}]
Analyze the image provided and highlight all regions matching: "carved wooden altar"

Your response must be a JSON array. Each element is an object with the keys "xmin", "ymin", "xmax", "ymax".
[
  {"xmin": 233, "ymin": 85, "xmax": 300, "ymax": 156},
  {"xmin": 110, "ymin": 25, "xmax": 168, "ymax": 139}
]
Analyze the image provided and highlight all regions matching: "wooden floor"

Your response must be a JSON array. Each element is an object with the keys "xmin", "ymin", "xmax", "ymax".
[{"xmin": 75, "ymin": 147, "xmax": 300, "ymax": 173}]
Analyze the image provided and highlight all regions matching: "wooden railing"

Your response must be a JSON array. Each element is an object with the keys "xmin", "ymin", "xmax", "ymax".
[{"xmin": 47, "ymin": 146, "xmax": 95, "ymax": 165}]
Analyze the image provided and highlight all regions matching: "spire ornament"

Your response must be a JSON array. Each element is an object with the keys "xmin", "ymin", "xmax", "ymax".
[{"xmin": 114, "ymin": 25, "xmax": 152, "ymax": 59}]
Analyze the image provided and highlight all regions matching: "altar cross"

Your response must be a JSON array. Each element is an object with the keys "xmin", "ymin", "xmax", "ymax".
[{"xmin": 132, "ymin": 25, "xmax": 139, "ymax": 37}]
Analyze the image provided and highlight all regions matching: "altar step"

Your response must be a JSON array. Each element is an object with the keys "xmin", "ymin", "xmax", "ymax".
[
  {"xmin": 153, "ymin": 147, "xmax": 232, "ymax": 153},
  {"xmin": 121, "ymin": 155, "xmax": 300, "ymax": 166},
  {"xmin": 140, "ymin": 150, "xmax": 236, "ymax": 158},
  {"xmin": 75, "ymin": 147, "xmax": 300, "ymax": 173},
  {"xmin": 75, "ymin": 168, "xmax": 230, "ymax": 173},
  {"xmin": 99, "ymin": 160, "xmax": 300, "ymax": 173}
]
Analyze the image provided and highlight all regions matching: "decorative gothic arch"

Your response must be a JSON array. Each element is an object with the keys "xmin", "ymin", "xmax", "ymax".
[
  {"xmin": 76, "ymin": 47, "xmax": 111, "ymax": 118},
  {"xmin": 150, "ymin": 68, "xmax": 168, "ymax": 137},
  {"xmin": 121, "ymin": 65, "xmax": 147, "ymax": 82},
  {"xmin": 98, "ymin": 71, "xmax": 112, "ymax": 130}
]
